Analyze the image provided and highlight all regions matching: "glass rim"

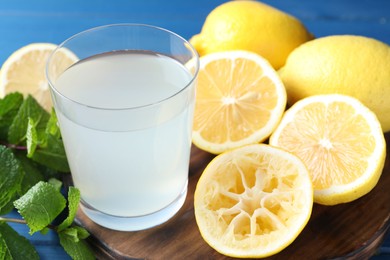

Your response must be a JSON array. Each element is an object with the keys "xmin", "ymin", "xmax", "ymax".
[{"xmin": 46, "ymin": 23, "xmax": 199, "ymax": 111}]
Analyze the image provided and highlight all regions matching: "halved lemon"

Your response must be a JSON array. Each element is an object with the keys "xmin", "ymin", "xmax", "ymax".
[
  {"xmin": 0, "ymin": 43, "xmax": 78, "ymax": 111},
  {"xmin": 269, "ymin": 94, "xmax": 386, "ymax": 205},
  {"xmin": 187, "ymin": 50, "xmax": 287, "ymax": 154},
  {"xmin": 194, "ymin": 144, "xmax": 313, "ymax": 258}
]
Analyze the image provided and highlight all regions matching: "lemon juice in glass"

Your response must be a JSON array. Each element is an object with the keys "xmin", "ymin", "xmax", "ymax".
[{"xmin": 46, "ymin": 24, "xmax": 199, "ymax": 231}]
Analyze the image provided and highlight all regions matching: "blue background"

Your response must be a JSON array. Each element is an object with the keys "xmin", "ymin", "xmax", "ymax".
[{"xmin": 1, "ymin": 0, "xmax": 389, "ymax": 259}]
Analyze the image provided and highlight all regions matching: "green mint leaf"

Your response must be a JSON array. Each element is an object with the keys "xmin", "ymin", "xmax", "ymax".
[
  {"xmin": 31, "ymin": 108, "xmax": 70, "ymax": 172},
  {"xmin": 26, "ymin": 118, "xmax": 38, "ymax": 158},
  {"xmin": 0, "ymin": 93, "xmax": 23, "ymax": 140},
  {"xmin": 45, "ymin": 109, "xmax": 61, "ymax": 138},
  {"xmin": 59, "ymin": 228, "xmax": 95, "ymax": 260},
  {"xmin": 58, "ymin": 187, "xmax": 80, "ymax": 231},
  {"xmin": 0, "ymin": 146, "xmax": 24, "ymax": 214},
  {"xmin": 48, "ymin": 178, "xmax": 62, "ymax": 191},
  {"xmin": 13, "ymin": 181, "xmax": 66, "ymax": 234},
  {"xmin": 8, "ymin": 95, "xmax": 49, "ymax": 145},
  {"xmin": 13, "ymin": 151, "xmax": 44, "ymax": 195},
  {"xmin": 0, "ymin": 93, "xmax": 24, "ymax": 115},
  {"xmin": 72, "ymin": 226, "xmax": 90, "ymax": 240},
  {"xmin": 60, "ymin": 226, "xmax": 89, "ymax": 243},
  {"xmin": 0, "ymin": 222, "xmax": 39, "ymax": 260},
  {"xmin": 31, "ymin": 134, "xmax": 70, "ymax": 172}
]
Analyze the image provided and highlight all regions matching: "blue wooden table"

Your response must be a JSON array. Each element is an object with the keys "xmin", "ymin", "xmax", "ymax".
[{"xmin": 1, "ymin": 0, "xmax": 389, "ymax": 259}]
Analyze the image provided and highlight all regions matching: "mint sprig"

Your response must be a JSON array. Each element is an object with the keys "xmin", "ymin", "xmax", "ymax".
[
  {"xmin": 8, "ymin": 95, "xmax": 50, "ymax": 145},
  {"xmin": 14, "ymin": 181, "xmax": 67, "ymax": 235},
  {"xmin": 0, "ymin": 181, "xmax": 94, "ymax": 260},
  {"xmin": 59, "ymin": 227, "xmax": 95, "ymax": 260},
  {"xmin": 0, "ymin": 93, "xmax": 94, "ymax": 259}
]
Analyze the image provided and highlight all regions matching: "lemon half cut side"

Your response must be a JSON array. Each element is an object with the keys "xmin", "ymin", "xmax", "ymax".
[
  {"xmin": 270, "ymin": 94, "xmax": 386, "ymax": 205},
  {"xmin": 0, "ymin": 43, "xmax": 78, "ymax": 111},
  {"xmin": 187, "ymin": 50, "xmax": 287, "ymax": 154}
]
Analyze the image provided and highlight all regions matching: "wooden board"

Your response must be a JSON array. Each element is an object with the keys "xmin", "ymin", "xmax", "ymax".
[{"xmin": 75, "ymin": 134, "xmax": 390, "ymax": 259}]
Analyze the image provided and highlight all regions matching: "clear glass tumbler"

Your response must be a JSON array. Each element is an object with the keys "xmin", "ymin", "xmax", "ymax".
[{"xmin": 46, "ymin": 24, "xmax": 199, "ymax": 231}]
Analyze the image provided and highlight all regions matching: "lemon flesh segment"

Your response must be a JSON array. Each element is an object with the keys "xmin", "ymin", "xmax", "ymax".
[
  {"xmin": 188, "ymin": 50, "xmax": 287, "ymax": 154},
  {"xmin": 194, "ymin": 144, "xmax": 313, "ymax": 258},
  {"xmin": 0, "ymin": 43, "xmax": 78, "ymax": 111},
  {"xmin": 269, "ymin": 94, "xmax": 386, "ymax": 205}
]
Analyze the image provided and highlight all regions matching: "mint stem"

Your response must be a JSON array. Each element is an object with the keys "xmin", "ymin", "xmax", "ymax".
[
  {"xmin": 0, "ymin": 216, "xmax": 57, "ymax": 231},
  {"xmin": 0, "ymin": 141, "xmax": 27, "ymax": 150},
  {"xmin": 0, "ymin": 216, "xmax": 27, "ymax": 225}
]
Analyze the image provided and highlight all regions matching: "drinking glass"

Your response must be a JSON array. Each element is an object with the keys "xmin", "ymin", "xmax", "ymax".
[{"xmin": 46, "ymin": 24, "xmax": 199, "ymax": 231}]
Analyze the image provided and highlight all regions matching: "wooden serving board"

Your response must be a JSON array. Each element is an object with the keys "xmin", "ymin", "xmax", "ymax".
[{"xmin": 75, "ymin": 134, "xmax": 390, "ymax": 259}]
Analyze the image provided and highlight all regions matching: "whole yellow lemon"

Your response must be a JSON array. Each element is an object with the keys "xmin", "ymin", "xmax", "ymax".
[
  {"xmin": 189, "ymin": 0, "xmax": 313, "ymax": 69},
  {"xmin": 279, "ymin": 35, "xmax": 390, "ymax": 132}
]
